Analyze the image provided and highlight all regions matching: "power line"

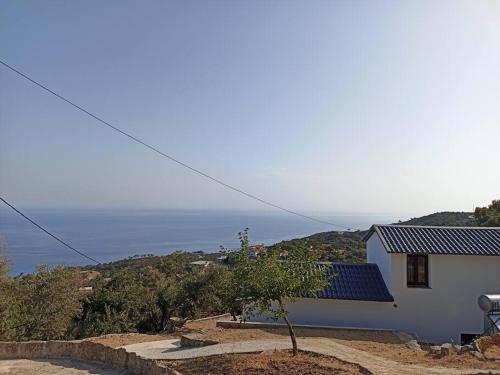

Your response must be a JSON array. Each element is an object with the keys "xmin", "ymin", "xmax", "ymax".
[
  {"xmin": 0, "ymin": 59, "xmax": 354, "ymax": 230},
  {"xmin": 0, "ymin": 196, "xmax": 100, "ymax": 264}
]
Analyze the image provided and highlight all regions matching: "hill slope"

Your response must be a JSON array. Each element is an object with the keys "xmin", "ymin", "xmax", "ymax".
[
  {"xmin": 78, "ymin": 211, "xmax": 481, "ymax": 271},
  {"xmin": 269, "ymin": 211, "xmax": 476, "ymax": 263},
  {"xmin": 395, "ymin": 211, "xmax": 476, "ymax": 227}
]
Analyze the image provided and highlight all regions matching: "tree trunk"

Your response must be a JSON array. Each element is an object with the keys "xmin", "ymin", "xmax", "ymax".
[
  {"xmin": 160, "ymin": 309, "xmax": 172, "ymax": 332},
  {"xmin": 278, "ymin": 300, "xmax": 298, "ymax": 356},
  {"xmin": 231, "ymin": 311, "xmax": 237, "ymax": 321}
]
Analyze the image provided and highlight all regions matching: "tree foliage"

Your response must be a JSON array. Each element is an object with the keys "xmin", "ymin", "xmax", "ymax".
[
  {"xmin": 0, "ymin": 265, "xmax": 81, "ymax": 341},
  {"xmin": 73, "ymin": 262, "xmax": 223, "ymax": 338},
  {"xmin": 475, "ymin": 200, "xmax": 500, "ymax": 227},
  {"xmin": 0, "ymin": 248, "xmax": 8, "ymax": 281},
  {"xmin": 232, "ymin": 229, "xmax": 330, "ymax": 355},
  {"xmin": 0, "ymin": 245, "xmax": 227, "ymax": 341}
]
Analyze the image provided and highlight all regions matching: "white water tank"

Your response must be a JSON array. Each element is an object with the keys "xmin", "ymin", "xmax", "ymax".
[{"xmin": 478, "ymin": 294, "xmax": 500, "ymax": 313}]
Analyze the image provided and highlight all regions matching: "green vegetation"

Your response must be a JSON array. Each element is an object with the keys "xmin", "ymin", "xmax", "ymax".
[
  {"xmin": 270, "ymin": 205, "xmax": 499, "ymax": 264},
  {"xmin": 397, "ymin": 211, "xmax": 477, "ymax": 226},
  {"xmin": 230, "ymin": 229, "xmax": 329, "ymax": 355},
  {"xmin": 0, "ymin": 265, "xmax": 81, "ymax": 341},
  {"xmin": 475, "ymin": 200, "xmax": 500, "ymax": 227},
  {"xmin": 1, "ymin": 203, "xmax": 497, "ymax": 342},
  {"xmin": 269, "ymin": 230, "xmax": 366, "ymax": 263},
  {"xmin": 0, "ymin": 251, "xmax": 227, "ymax": 341}
]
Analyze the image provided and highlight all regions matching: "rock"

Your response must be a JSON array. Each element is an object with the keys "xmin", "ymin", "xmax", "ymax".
[
  {"xmin": 472, "ymin": 351, "xmax": 485, "ymax": 360},
  {"xmin": 475, "ymin": 335, "xmax": 494, "ymax": 353},
  {"xmin": 405, "ymin": 339, "xmax": 423, "ymax": 352},
  {"xmin": 440, "ymin": 343, "xmax": 455, "ymax": 356},
  {"xmin": 180, "ymin": 334, "xmax": 218, "ymax": 347},
  {"xmin": 163, "ymin": 317, "xmax": 188, "ymax": 333},
  {"xmin": 459, "ymin": 344, "xmax": 474, "ymax": 354},
  {"xmin": 473, "ymin": 333, "xmax": 500, "ymax": 353},
  {"xmin": 430, "ymin": 346, "xmax": 442, "ymax": 354},
  {"xmin": 394, "ymin": 331, "xmax": 422, "ymax": 352},
  {"xmin": 491, "ymin": 332, "xmax": 500, "ymax": 346}
]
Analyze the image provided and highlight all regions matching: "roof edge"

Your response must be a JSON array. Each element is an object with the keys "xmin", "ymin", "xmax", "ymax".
[
  {"xmin": 362, "ymin": 224, "xmax": 500, "ymax": 250},
  {"xmin": 370, "ymin": 224, "xmax": 499, "ymax": 230},
  {"xmin": 361, "ymin": 225, "xmax": 376, "ymax": 242},
  {"xmin": 362, "ymin": 225, "xmax": 393, "ymax": 254}
]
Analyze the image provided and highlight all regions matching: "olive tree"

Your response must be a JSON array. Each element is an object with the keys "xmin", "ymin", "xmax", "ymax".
[{"xmin": 8, "ymin": 265, "xmax": 82, "ymax": 340}]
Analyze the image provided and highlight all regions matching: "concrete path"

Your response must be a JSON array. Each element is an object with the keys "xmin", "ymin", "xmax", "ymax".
[
  {"xmin": 122, "ymin": 338, "xmax": 500, "ymax": 375},
  {"xmin": 121, "ymin": 339, "xmax": 181, "ymax": 358},
  {"xmin": 123, "ymin": 339, "xmax": 291, "ymax": 360}
]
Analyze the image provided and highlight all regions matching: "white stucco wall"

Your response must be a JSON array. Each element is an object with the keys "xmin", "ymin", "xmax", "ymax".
[
  {"xmin": 267, "ymin": 298, "xmax": 395, "ymax": 329},
  {"xmin": 253, "ymin": 232, "xmax": 500, "ymax": 344},
  {"xmin": 387, "ymin": 251, "xmax": 500, "ymax": 343},
  {"xmin": 366, "ymin": 234, "xmax": 391, "ymax": 287}
]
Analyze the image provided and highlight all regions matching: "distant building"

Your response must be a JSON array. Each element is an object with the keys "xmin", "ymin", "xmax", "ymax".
[
  {"xmin": 188, "ymin": 260, "xmax": 213, "ymax": 269},
  {"xmin": 248, "ymin": 244, "xmax": 266, "ymax": 258}
]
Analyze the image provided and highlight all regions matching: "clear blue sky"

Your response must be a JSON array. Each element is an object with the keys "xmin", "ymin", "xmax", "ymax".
[{"xmin": 1, "ymin": 0, "xmax": 499, "ymax": 216}]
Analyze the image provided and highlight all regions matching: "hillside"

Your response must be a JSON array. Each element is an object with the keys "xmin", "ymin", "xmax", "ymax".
[
  {"xmin": 77, "ymin": 210, "xmax": 483, "ymax": 271},
  {"xmin": 269, "ymin": 211, "xmax": 476, "ymax": 263},
  {"xmin": 395, "ymin": 211, "xmax": 476, "ymax": 226}
]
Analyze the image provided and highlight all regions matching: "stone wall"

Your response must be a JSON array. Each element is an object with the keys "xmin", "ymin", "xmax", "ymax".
[
  {"xmin": 0, "ymin": 340, "xmax": 180, "ymax": 375},
  {"xmin": 476, "ymin": 333, "xmax": 500, "ymax": 354},
  {"xmin": 180, "ymin": 334, "xmax": 218, "ymax": 347}
]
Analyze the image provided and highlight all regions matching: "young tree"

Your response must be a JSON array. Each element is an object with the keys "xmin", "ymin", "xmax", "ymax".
[
  {"xmin": 217, "ymin": 234, "xmax": 253, "ymax": 321},
  {"xmin": 233, "ymin": 230, "xmax": 330, "ymax": 355}
]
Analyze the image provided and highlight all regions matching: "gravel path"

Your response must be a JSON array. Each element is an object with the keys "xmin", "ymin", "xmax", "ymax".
[
  {"xmin": 0, "ymin": 358, "xmax": 132, "ymax": 375},
  {"xmin": 300, "ymin": 338, "xmax": 499, "ymax": 375},
  {"xmin": 123, "ymin": 338, "xmax": 500, "ymax": 375}
]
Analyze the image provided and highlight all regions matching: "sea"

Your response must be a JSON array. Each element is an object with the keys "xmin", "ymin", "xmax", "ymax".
[{"xmin": 0, "ymin": 208, "xmax": 401, "ymax": 275}]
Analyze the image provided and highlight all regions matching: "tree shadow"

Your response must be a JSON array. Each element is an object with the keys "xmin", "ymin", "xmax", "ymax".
[{"xmin": 258, "ymin": 326, "xmax": 403, "ymax": 344}]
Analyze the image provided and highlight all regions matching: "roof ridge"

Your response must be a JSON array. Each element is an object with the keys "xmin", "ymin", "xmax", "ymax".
[
  {"xmin": 373, "ymin": 224, "xmax": 500, "ymax": 230},
  {"xmin": 331, "ymin": 262, "xmax": 378, "ymax": 267},
  {"xmin": 370, "ymin": 225, "xmax": 500, "ymax": 256}
]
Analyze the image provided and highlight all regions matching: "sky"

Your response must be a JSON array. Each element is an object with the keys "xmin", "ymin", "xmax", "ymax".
[{"xmin": 1, "ymin": 0, "xmax": 499, "ymax": 217}]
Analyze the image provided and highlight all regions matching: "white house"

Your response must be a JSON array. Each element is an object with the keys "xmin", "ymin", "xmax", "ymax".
[{"xmin": 254, "ymin": 225, "xmax": 500, "ymax": 344}]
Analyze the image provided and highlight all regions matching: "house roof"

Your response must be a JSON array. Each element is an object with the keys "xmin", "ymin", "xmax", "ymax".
[
  {"xmin": 364, "ymin": 225, "xmax": 500, "ymax": 256},
  {"xmin": 313, "ymin": 263, "xmax": 394, "ymax": 302}
]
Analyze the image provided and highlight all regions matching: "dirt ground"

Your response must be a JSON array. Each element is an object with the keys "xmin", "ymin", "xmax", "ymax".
[
  {"xmin": 184, "ymin": 319, "xmax": 500, "ymax": 371},
  {"xmin": 0, "ymin": 358, "xmax": 132, "ymax": 375},
  {"xmin": 162, "ymin": 350, "xmax": 369, "ymax": 375},
  {"xmin": 86, "ymin": 317, "xmax": 500, "ymax": 371},
  {"xmin": 486, "ymin": 345, "xmax": 500, "ymax": 360},
  {"xmin": 87, "ymin": 333, "xmax": 174, "ymax": 348},
  {"xmin": 86, "ymin": 317, "xmax": 227, "ymax": 348}
]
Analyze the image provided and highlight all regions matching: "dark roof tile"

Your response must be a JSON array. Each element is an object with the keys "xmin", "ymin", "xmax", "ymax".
[
  {"xmin": 312, "ymin": 263, "xmax": 393, "ymax": 302},
  {"xmin": 366, "ymin": 225, "xmax": 500, "ymax": 256}
]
